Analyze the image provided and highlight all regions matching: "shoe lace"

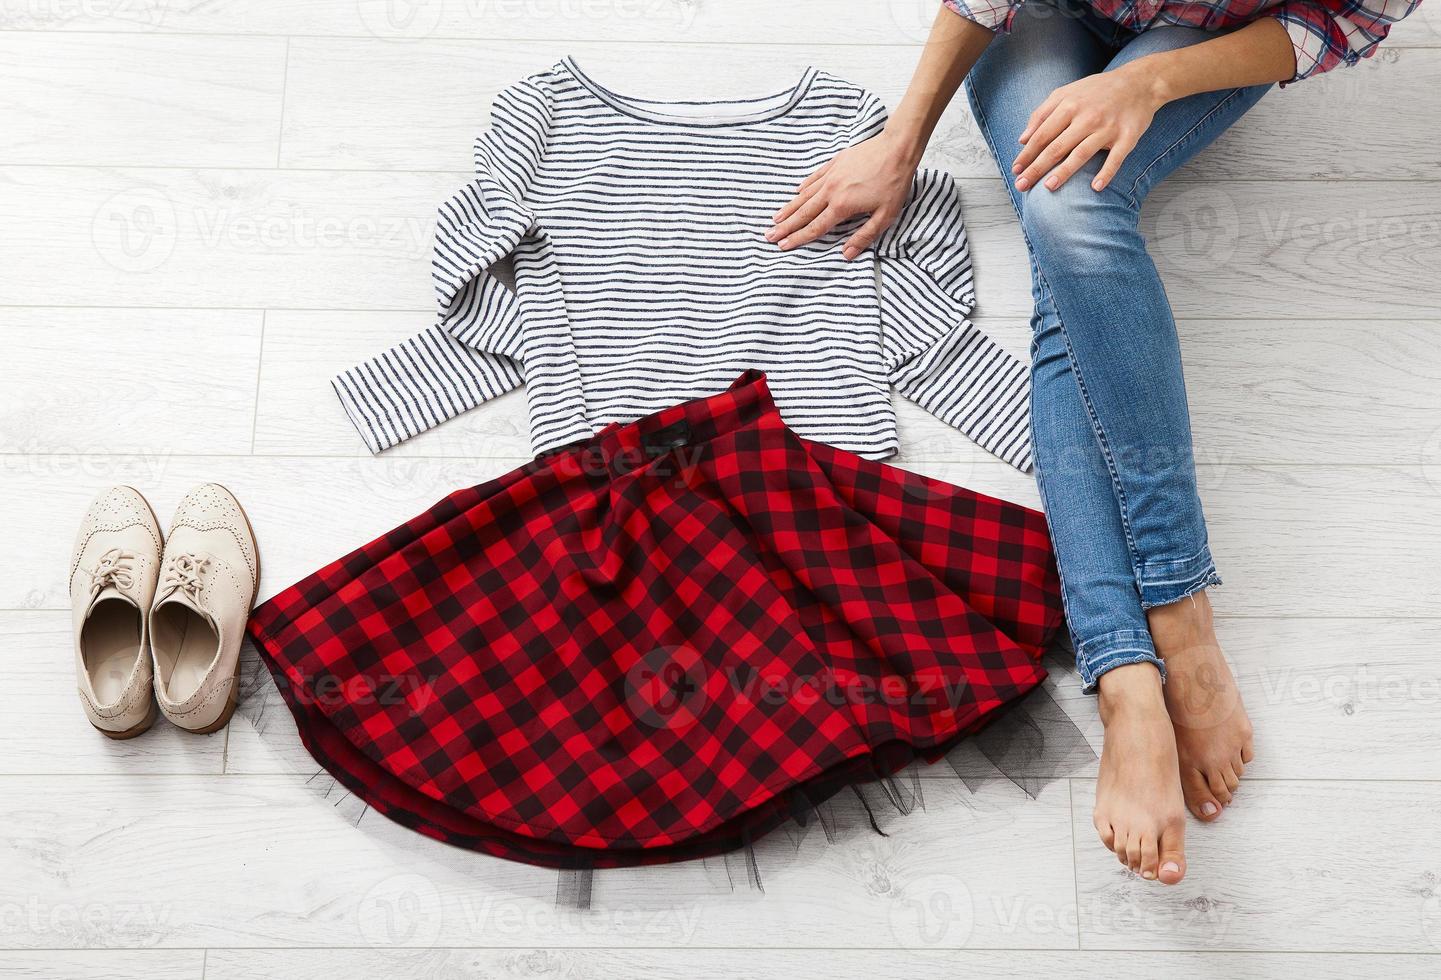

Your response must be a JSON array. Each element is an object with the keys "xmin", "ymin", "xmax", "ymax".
[
  {"xmin": 87, "ymin": 548, "xmax": 136, "ymax": 595},
  {"xmin": 160, "ymin": 552, "xmax": 210, "ymax": 604}
]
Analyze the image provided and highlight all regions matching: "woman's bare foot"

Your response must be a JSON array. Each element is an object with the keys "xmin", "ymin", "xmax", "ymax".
[
  {"xmin": 1148, "ymin": 590, "xmax": 1255, "ymax": 822},
  {"xmin": 1093, "ymin": 663, "xmax": 1188, "ymax": 884}
]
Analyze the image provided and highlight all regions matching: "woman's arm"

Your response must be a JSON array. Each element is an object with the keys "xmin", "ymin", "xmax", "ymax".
[
  {"xmin": 768, "ymin": 8, "xmax": 993, "ymax": 259},
  {"xmin": 1012, "ymin": 17, "xmax": 1297, "ymax": 194}
]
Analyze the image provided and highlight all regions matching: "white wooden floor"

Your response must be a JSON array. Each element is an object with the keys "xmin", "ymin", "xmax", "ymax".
[{"xmin": 3, "ymin": 3, "xmax": 1441, "ymax": 977}]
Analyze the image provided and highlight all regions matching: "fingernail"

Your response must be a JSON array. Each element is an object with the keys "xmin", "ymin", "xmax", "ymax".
[
  {"xmin": 764, "ymin": 229, "xmax": 777, "ymax": 242},
  {"xmin": 842, "ymin": 249, "xmax": 855, "ymax": 261},
  {"xmin": 1092, "ymin": 179, "xmax": 1104, "ymax": 191},
  {"xmin": 1015, "ymin": 178, "xmax": 1030, "ymax": 191},
  {"xmin": 778, "ymin": 238, "xmax": 790, "ymax": 249},
  {"xmin": 1011, "ymin": 163, "xmax": 1022, "ymax": 174},
  {"xmin": 1045, "ymin": 176, "xmax": 1058, "ymax": 190},
  {"xmin": 1201, "ymin": 801, "xmax": 1218, "ymax": 816},
  {"xmin": 1161, "ymin": 862, "xmax": 1180, "ymax": 874}
]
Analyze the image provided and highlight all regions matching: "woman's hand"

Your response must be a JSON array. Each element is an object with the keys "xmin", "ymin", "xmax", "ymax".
[
  {"xmin": 767, "ymin": 132, "xmax": 921, "ymax": 260},
  {"xmin": 1012, "ymin": 62, "xmax": 1167, "ymax": 194}
]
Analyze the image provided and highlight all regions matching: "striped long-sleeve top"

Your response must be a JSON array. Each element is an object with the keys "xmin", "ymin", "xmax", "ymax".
[{"xmin": 334, "ymin": 58, "xmax": 1034, "ymax": 470}]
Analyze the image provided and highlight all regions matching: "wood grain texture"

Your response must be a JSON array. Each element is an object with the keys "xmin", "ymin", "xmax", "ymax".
[
  {"xmin": 1071, "ymin": 779, "xmax": 1441, "ymax": 953},
  {"xmin": 201, "ymin": 947, "xmax": 1441, "ymax": 980},
  {"xmin": 0, "ymin": 951, "xmax": 201, "ymax": 980},
  {"xmin": 0, "ymin": 307, "xmax": 262, "ymax": 456},
  {"xmin": 5, "ymin": 166, "xmax": 1438, "ymax": 319},
  {"xmin": 0, "ymin": 32, "xmax": 286, "ymax": 168},
  {"xmin": 4, "ymin": 0, "xmax": 1438, "ymax": 49},
  {"xmin": 3, "ymin": 9, "xmax": 1440, "ymax": 973},
  {"xmin": 276, "ymin": 38, "xmax": 1441, "ymax": 180},
  {"xmin": 0, "ymin": 773, "xmax": 1076, "ymax": 950},
  {"xmin": 0, "ymin": 612, "xmax": 227, "ymax": 775}
]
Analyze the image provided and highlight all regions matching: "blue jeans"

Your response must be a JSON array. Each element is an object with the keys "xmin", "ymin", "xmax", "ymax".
[{"xmin": 964, "ymin": 0, "xmax": 1270, "ymax": 692}]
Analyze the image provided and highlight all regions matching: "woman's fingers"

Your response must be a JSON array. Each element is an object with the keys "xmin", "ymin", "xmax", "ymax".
[
  {"xmin": 1012, "ymin": 108, "xmax": 1072, "ymax": 178},
  {"xmin": 774, "ymin": 165, "xmax": 831, "ymax": 223},
  {"xmin": 773, "ymin": 182, "xmax": 821, "ymax": 226},
  {"xmin": 1018, "ymin": 94, "xmax": 1059, "ymax": 145},
  {"xmin": 1091, "ymin": 132, "xmax": 1139, "ymax": 191},
  {"xmin": 795, "ymin": 160, "xmax": 832, "ymax": 195},
  {"xmin": 841, "ymin": 209, "xmax": 894, "ymax": 261},
  {"xmin": 777, "ymin": 205, "xmax": 839, "ymax": 251},
  {"xmin": 767, "ymin": 191, "xmax": 828, "ymax": 243},
  {"xmin": 1040, "ymin": 133, "xmax": 1108, "ymax": 192},
  {"xmin": 1016, "ymin": 123, "xmax": 1086, "ymax": 191}
]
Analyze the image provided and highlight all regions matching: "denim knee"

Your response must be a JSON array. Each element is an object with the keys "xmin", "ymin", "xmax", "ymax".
[{"xmin": 1019, "ymin": 178, "xmax": 1140, "ymax": 273}]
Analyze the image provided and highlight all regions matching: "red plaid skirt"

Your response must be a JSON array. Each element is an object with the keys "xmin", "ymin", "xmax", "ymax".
[{"xmin": 248, "ymin": 371, "xmax": 1063, "ymax": 868}]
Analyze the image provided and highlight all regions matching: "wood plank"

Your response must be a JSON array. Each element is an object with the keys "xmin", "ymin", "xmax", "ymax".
[
  {"xmin": 254, "ymin": 312, "xmax": 1441, "ymax": 467},
  {"xmin": 277, "ymin": 38, "xmax": 1441, "ymax": 180},
  {"xmin": 0, "ymin": 33, "xmax": 285, "ymax": 168},
  {"xmin": 0, "ymin": 455, "xmax": 517, "ymax": 611},
  {"xmin": 202, "ymin": 947, "xmax": 1441, "ymax": 980},
  {"xmin": 4, "ymin": 0, "xmax": 1437, "ymax": 49},
  {"xmin": 253, "ymin": 310, "xmax": 534, "ymax": 459},
  {"xmin": 0, "ymin": 951, "xmax": 201, "ymax": 980},
  {"xmin": 4, "ymin": 167, "xmax": 1437, "ymax": 319},
  {"xmin": 0, "ymin": 308, "xmax": 262, "ymax": 456},
  {"xmin": 1072, "ymin": 778, "xmax": 1441, "ymax": 952},
  {"xmin": 5, "ymin": 454, "xmax": 1437, "ymax": 618},
  {"xmin": 905, "ymin": 461, "xmax": 1441, "ymax": 620},
  {"xmin": 0, "ymin": 166, "xmax": 452, "ymax": 310},
  {"xmin": 899, "ymin": 317, "xmax": 1441, "ymax": 468},
  {"xmin": 0, "ymin": 612, "xmax": 227, "ymax": 775},
  {"xmin": 0, "ymin": 773, "xmax": 1076, "ymax": 949},
  {"xmin": 1041, "ymin": 618, "xmax": 1441, "ymax": 782}
]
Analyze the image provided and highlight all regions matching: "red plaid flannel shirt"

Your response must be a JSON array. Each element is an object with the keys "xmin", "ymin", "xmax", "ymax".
[{"xmin": 943, "ymin": 0, "xmax": 1422, "ymax": 81}]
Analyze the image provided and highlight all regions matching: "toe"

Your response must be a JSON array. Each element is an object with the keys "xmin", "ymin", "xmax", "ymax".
[
  {"xmin": 1241, "ymin": 739, "xmax": 1255, "ymax": 765},
  {"xmin": 1182, "ymin": 770, "xmax": 1223, "ymax": 821},
  {"xmin": 1125, "ymin": 833, "xmax": 1144, "ymax": 874},
  {"xmin": 1158, "ymin": 819, "xmax": 1187, "ymax": 885},
  {"xmin": 1139, "ymin": 832, "xmax": 1160, "ymax": 881},
  {"xmin": 1222, "ymin": 764, "xmax": 1240, "ymax": 794},
  {"xmin": 1206, "ymin": 768, "xmax": 1234, "ymax": 806},
  {"xmin": 1095, "ymin": 816, "xmax": 1116, "ymax": 851}
]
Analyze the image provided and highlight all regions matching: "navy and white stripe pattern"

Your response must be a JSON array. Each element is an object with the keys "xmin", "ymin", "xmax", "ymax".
[{"xmin": 333, "ymin": 58, "xmax": 1032, "ymax": 470}]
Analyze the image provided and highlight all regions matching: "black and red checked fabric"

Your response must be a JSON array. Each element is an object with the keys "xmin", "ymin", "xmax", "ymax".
[{"xmin": 248, "ymin": 371, "xmax": 1064, "ymax": 868}]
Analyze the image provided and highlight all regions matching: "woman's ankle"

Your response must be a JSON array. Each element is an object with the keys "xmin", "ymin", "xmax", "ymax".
[
  {"xmin": 1146, "ymin": 589, "xmax": 1215, "ymax": 651},
  {"xmin": 1096, "ymin": 661, "xmax": 1165, "ymax": 721}
]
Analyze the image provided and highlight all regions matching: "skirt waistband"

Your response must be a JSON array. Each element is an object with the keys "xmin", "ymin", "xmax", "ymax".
[{"xmin": 582, "ymin": 370, "xmax": 781, "ymax": 477}]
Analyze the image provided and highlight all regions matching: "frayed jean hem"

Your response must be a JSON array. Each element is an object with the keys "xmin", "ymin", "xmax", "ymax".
[{"xmin": 1138, "ymin": 545, "xmax": 1222, "ymax": 610}]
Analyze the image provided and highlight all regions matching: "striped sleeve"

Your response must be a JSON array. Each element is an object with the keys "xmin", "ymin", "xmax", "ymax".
[
  {"xmin": 879, "ymin": 171, "xmax": 1032, "ymax": 471},
  {"xmin": 332, "ymin": 79, "xmax": 552, "ymax": 453}
]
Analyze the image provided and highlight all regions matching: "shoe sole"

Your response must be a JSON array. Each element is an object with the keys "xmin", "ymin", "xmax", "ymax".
[
  {"xmin": 85, "ymin": 485, "xmax": 164, "ymax": 740},
  {"xmin": 92, "ymin": 698, "xmax": 159, "ymax": 740},
  {"xmin": 166, "ymin": 482, "xmax": 261, "ymax": 736}
]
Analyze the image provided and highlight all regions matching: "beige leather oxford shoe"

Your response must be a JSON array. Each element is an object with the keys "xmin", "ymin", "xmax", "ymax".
[
  {"xmin": 149, "ymin": 484, "xmax": 260, "ymax": 734},
  {"xmin": 71, "ymin": 486, "xmax": 164, "ymax": 738}
]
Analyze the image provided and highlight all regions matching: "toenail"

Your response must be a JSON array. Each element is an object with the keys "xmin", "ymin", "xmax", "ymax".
[
  {"xmin": 1201, "ymin": 802, "xmax": 1218, "ymax": 816},
  {"xmin": 1161, "ymin": 862, "xmax": 1180, "ymax": 874},
  {"xmin": 1142, "ymin": 870, "xmax": 1156, "ymax": 880}
]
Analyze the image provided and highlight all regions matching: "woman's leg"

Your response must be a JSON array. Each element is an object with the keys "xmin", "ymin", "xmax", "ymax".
[{"xmin": 966, "ymin": 1, "xmax": 1266, "ymax": 882}]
